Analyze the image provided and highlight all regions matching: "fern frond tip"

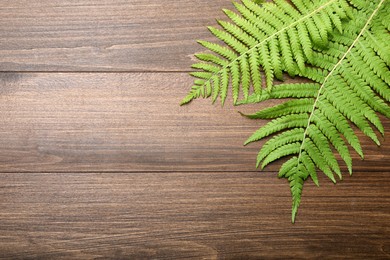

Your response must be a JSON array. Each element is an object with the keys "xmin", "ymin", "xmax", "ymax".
[
  {"xmin": 180, "ymin": 95, "xmax": 194, "ymax": 106},
  {"xmin": 292, "ymin": 205, "xmax": 298, "ymax": 224}
]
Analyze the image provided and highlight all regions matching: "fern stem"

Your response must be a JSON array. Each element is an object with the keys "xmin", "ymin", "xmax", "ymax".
[
  {"xmin": 296, "ymin": 0, "xmax": 387, "ymax": 166},
  {"xmin": 198, "ymin": 0, "xmax": 340, "ymax": 94}
]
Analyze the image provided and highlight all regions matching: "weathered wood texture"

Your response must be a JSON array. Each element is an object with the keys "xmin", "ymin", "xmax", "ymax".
[
  {"xmin": 0, "ymin": 73, "xmax": 389, "ymax": 172},
  {"xmin": 0, "ymin": 0, "xmax": 232, "ymax": 71},
  {"xmin": 0, "ymin": 172, "xmax": 389, "ymax": 259},
  {"xmin": 0, "ymin": 0, "xmax": 389, "ymax": 259}
]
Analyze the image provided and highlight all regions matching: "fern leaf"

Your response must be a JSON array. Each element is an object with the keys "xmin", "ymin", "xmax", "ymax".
[
  {"xmin": 278, "ymin": 157, "xmax": 298, "ymax": 178},
  {"xmin": 268, "ymin": 40, "xmax": 283, "ymax": 80},
  {"xmin": 261, "ymin": 142, "xmax": 301, "ymax": 169},
  {"xmin": 181, "ymin": 0, "xmax": 389, "ymax": 222},
  {"xmin": 194, "ymin": 53, "xmax": 228, "ymax": 67},
  {"xmin": 314, "ymin": 98, "xmax": 363, "ymax": 157},
  {"xmin": 181, "ymin": 0, "xmax": 352, "ymax": 105},
  {"xmin": 220, "ymin": 68, "xmax": 229, "ymax": 105},
  {"xmin": 301, "ymin": 152, "xmax": 319, "ymax": 186},
  {"xmin": 191, "ymin": 63, "xmax": 220, "ymax": 73},
  {"xmin": 241, "ymin": 0, "xmax": 389, "ymax": 221},
  {"xmin": 339, "ymin": 65, "xmax": 390, "ymax": 117},
  {"xmin": 311, "ymin": 111, "xmax": 353, "ymax": 174},
  {"xmin": 244, "ymin": 113, "xmax": 309, "ymax": 145},
  {"xmin": 307, "ymin": 125, "xmax": 341, "ymax": 179},
  {"xmin": 238, "ymin": 83, "xmax": 320, "ymax": 105},
  {"xmin": 208, "ymin": 26, "xmax": 248, "ymax": 53},
  {"xmin": 239, "ymin": 56, "xmax": 251, "ymax": 100},
  {"xmin": 287, "ymin": 28, "xmax": 306, "ymax": 72},
  {"xmin": 244, "ymin": 99, "xmax": 314, "ymax": 119},
  {"xmin": 259, "ymin": 43, "xmax": 274, "ymax": 91},
  {"xmin": 249, "ymin": 50, "xmax": 262, "ymax": 95},
  {"xmin": 231, "ymin": 61, "xmax": 240, "ymax": 104},
  {"xmin": 205, "ymin": 81, "xmax": 212, "ymax": 98},
  {"xmin": 197, "ymin": 40, "xmax": 237, "ymax": 61},
  {"xmin": 289, "ymin": 168, "xmax": 307, "ymax": 223},
  {"xmin": 256, "ymin": 128, "xmax": 305, "ymax": 167},
  {"xmin": 303, "ymin": 139, "xmax": 336, "ymax": 183},
  {"xmin": 211, "ymin": 75, "xmax": 220, "ymax": 104}
]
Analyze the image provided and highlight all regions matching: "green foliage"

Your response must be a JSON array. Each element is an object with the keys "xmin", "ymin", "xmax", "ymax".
[
  {"xmin": 181, "ymin": 0, "xmax": 390, "ymax": 222},
  {"xmin": 181, "ymin": 0, "xmax": 353, "ymax": 106},
  {"xmin": 242, "ymin": 0, "xmax": 390, "ymax": 222}
]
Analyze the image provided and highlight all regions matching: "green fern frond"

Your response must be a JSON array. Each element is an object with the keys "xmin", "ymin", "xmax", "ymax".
[
  {"xmin": 181, "ymin": 0, "xmax": 352, "ymax": 106},
  {"xmin": 181, "ymin": 0, "xmax": 389, "ymax": 223},
  {"xmin": 241, "ymin": 0, "xmax": 389, "ymax": 222}
]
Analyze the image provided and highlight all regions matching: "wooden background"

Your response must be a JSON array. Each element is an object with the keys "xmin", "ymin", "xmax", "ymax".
[{"xmin": 0, "ymin": 0, "xmax": 389, "ymax": 259}]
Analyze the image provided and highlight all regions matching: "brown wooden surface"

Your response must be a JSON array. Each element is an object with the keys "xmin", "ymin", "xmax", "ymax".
[
  {"xmin": 0, "ymin": 1, "xmax": 389, "ymax": 259},
  {"xmin": 0, "ymin": 0, "xmax": 233, "ymax": 72},
  {"xmin": 0, "ymin": 73, "xmax": 389, "ymax": 173},
  {"xmin": 1, "ymin": 172, "xmax": 389, "ymax": 259}
]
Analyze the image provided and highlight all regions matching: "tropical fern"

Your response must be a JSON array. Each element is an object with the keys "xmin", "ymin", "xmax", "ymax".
[
  {"xmin": 180, "ymin": 0, "xmax": 353, "ymax": 106},
  {"xmin": 241, "ymin": 0, "xmax": 389, "ymax": 222},
  {"xmin": 181, "ymin": 0, "xmax": 389, "ymax": 222}
]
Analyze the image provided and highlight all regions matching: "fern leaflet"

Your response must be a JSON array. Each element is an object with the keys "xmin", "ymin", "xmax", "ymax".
[
  {"xmin": 180, "ymin": 0, "xmax": 352, "ymax": 106},
  {"xmin": 242, "ymin": 0, "xmax": 389, "ymax": 222}
]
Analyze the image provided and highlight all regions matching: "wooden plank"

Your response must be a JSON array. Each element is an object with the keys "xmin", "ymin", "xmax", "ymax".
[
  {"xmin": 0, "ymin": 171, "xmax": 389, "ymax": 259},
  {"xmin": 0, "ymin": 0, "xmax": 232, "ymax": 72},
  {"xmin": 0, "ymin": 72, "xmax": 389, "ymax": 172}
]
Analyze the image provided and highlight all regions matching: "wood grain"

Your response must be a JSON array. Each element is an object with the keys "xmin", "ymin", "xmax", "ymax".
[
  {"xmin": 0, "ymin": 72, "xmax": 389, "ymax": 172},
  {"xmin": 0, "ymin": 171, "xmax": 389, "ymax": 259},
  {"xmin": 1, "ymin": 0, "xmax": 389, "ymax": 258},
  {"xmin": 0, "ymin": 0, "xmax": 232, "ymax": 72}
]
